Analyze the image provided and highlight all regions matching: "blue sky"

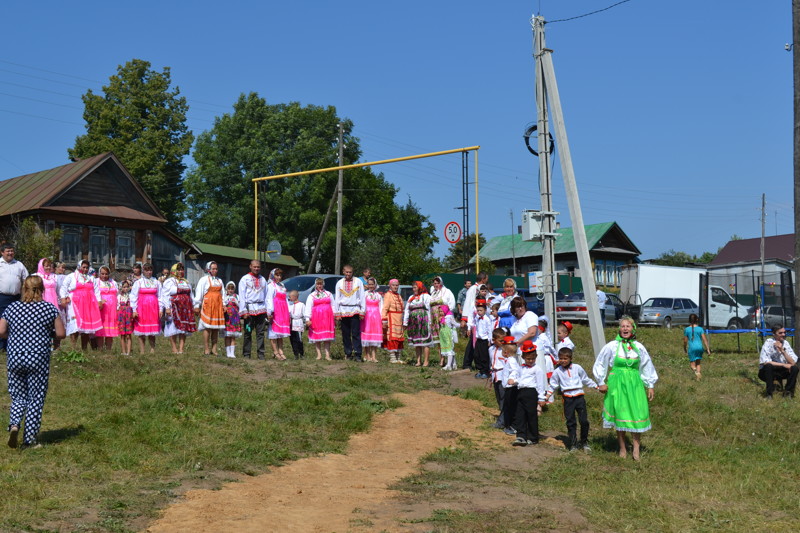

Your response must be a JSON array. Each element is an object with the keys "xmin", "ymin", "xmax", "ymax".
[{"xmin": 0, "ymin": 1, "xmax": 793, "ymax": 262}]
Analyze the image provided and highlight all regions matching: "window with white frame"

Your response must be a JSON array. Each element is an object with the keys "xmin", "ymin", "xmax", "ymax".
[
  {"xmin": 89, "ymin": 227, "xmax": 110, "ymax": 266},
  {"xmin": 60, "ymin": 224, "xmax": 82, "ymax": 265},
  {"xmin": 116, "ymin": 230, "xmax": 135, "ymax": 267}
]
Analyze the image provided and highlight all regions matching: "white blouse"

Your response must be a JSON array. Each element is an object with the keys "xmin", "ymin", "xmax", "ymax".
[
  {"xmin": 131, "ymin": 277, "xmax": 163, "ymax": 313},
  {"xmin": 193, "ymin": 275, "xmax": 223, "ymax": 308},
  {"xmin": 403, "ymin": 293, "xmax": 431, "ymax": 326},
  {"xmin": 593, "ymin": 339, "xmax": 658, "ymax": 389}
]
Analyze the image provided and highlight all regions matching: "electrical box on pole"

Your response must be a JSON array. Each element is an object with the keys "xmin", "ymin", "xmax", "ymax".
[{"xmin": 521, "ymin": 210, "xmax": 560, "ymax": 241}]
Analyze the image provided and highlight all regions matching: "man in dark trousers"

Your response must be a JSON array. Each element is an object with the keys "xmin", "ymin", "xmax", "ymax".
[
  {"xmin": 334, "ymin": 265, "xmax": 364, "ymax": 361},
  {"xmin": 0, "ymin": 243, "xmax": 28, "ymax": 351},
  {"xmin": 238, "ymin": 260, "xmax": 268, "ymax": 359},
  {"xmin": 461, "ymin": 271, "xmax": 488, "ymax": 375}
]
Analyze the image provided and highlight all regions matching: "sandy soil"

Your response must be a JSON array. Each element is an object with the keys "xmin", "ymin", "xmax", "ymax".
[{"xmin": 147, "ymin": 375, "xmax": 588, "ymax": 532}]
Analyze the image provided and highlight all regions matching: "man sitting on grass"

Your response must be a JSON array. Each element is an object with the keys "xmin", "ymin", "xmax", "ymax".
[{"xmin": 758, "ymin": 324, "xmax": 798, "ymax": 399}]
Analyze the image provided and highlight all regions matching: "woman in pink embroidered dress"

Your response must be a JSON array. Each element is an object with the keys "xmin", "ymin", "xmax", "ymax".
[
  {"xmin": 266, "ymin": 268, "xmax": 290, "ymax": 360},
  {"xmin": 93, "ymin": 266, "xmax": 119, "ymax": 351},
  {"xmin": 59, "ymin": 260, "xmax": 102, "ymax": 350}
]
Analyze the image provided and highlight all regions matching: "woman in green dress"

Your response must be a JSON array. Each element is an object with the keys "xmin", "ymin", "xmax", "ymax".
[{"xmin": 593, "ymin": 316, "xmax": 658, "ymax": 461}]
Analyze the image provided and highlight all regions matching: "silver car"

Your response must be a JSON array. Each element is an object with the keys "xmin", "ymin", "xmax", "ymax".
[
  {"xmin": 282, "ymin": 274, "xmax": 343, "ymax": 304},
  {"xmin": 638, "ymin": 297, "xmax": 699, "ymax": 329}
]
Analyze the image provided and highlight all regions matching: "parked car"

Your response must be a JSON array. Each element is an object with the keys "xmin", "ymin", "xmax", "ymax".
[
  {"xmin": 555, "ymin": 292, "xmax": 619, "ymax": 325},
  {"xmin": 283, "ymin": 274, "xmax": 343, "ymax": 303},
  {"xmin": 637, "ymin": 297, "xmax": 699, "ymax": 329},
  {"xmin": 749, "ymin": 306, "xmax": 795, "ymax": 329}
]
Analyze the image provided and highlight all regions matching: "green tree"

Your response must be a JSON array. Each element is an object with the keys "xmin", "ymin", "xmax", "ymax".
[
  {"xmin": 184, "ymin": 93, "xmax": 438, "ymax": 275},
  {"xmin": 442, "ymin": 233, "xmax": 486, "ymax": 271},
  {"xmin": 69, "ymin": 59, "xmax": 194, "ymax": 227},
  {"xmin": 0, "ymin": 217, "xmax": 62, "ymax": 271}
]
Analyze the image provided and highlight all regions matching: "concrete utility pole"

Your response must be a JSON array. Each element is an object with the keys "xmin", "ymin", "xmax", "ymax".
[
  {"xmin": 794, "ymin": 0, "xmax": 800, "ymax": 349},
  {"xmin": 335, "ymin": 122, "xmax": 344, "ymax": 274},
  {"xmin": 533, "ymin": 16, "xmax": 606, "ymax": 354},
  {"xmin": 510, "ymin": 209, "xmax": 517, "ymax": 276},
  {"xmin": 761, "ymin": 193, "xmax": 766, "ymax": 286},
  {"xmin": 533, "ymin": 17, "xmax": 558, "ymax": 326}
]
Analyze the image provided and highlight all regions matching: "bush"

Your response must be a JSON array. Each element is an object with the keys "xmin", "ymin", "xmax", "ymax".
[{"xmin": 0, "ymin": 216, "xmax": 62, "ymax": 270}]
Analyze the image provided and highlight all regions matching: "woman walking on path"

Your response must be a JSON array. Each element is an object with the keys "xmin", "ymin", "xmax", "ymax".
[
  {"xmin": 59, "ymin": 260, "xmax": 102, "ymax": 350},
  {"xmin": 683, "ymin": 313, "xmax": 710, "ymax": 380},
  {"xmin": 1, "ymin": 276, "xmax": 65, "ymax": 449},
  {"xmin": 304, "ymin": 278, "xmax": 335, "ymax": 360},
  {"xmin": 382, "ymin": 279, "xmax": 405, "ymax": 364},
  {"xmin": 593, "ymin": 317, "xmax": 658, "ymax": 461},
  {"xmin": 161, "ymin": 263, "xmax": 196, "ymax": 354},
  {"xmin": 360, "ymin": 277, "xmax": 383, "ymax": 363},
  {"xmin": 403, "ymin": 281, "xmax": 432, "ymax": 367},
  {"xmin": 131, "ymin": 263, "xmax": 163, "ymax": 355},
  {"xmin": 94, "ymin": 266, "xmax": 119, "ymax": 351},
  {"xmin": 266, "ymin": 268, "xmax": 290, "ymax": 360},
  {"xmin": 194, "ymin": 261, "xmax": 225, "ymax": 357}
]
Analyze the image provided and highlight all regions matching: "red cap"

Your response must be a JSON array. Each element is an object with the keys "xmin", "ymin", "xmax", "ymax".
[
  {"xmin": 502, "ymin": 335, "xmax": 516, "ymax": 345},
  {"xmin": 562, "ymin": 320, "xmax": 573, "ymax": 332},
  {"xmin": 475, "ymin": 298, "xmax": 487, "ymax": 307},
  {"xmin": 520, "ymin": 340, "xmax": 537, "ymax": 353}
]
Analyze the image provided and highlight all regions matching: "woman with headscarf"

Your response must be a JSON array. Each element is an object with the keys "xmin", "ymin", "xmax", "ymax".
[
  {"xmin": 497, "ymin": 278, "xmax": 519, "ymax": 329},
  {"xmin": 265, "ymin": 268, "xmax": 290, "ymax": 360},
  {"xmin": 593, "ymin": 316, "xmax": 658, "ymax": 461},
  {"xmin": 131, "ymin": 263, "xmax": 163, "ymax": 354},
  {"xmin": 360, "ymin": 277, "xmax": 383, "ymax": 363},
  {"xmin": 59, "ymin": 259, "xmax": 102, "ymax": 350},
  {"xmin": 194, "ymin": 261, "xmax": 225, "ymax": 356},
  {"xmin": 93, "ymin": 265, "xmax": 119, "ymax": 351},
  {"xmin": 33, "ymin": 258, "xmax": 60, "ymax": 349},
  {"xmin": 304, "ymin": 277, "xmax": 335, "ymax": 360},
  {"xmin": 429, "ymin": 276, "xmax": 456, "ymax": 359},
  {"xmin": 161, "ymin": 262, "xmax": 196, "ymax": 354},
  {"xmin": 403, "ymin": 281, "xmax": 433, "ymax": 367},
  {"xmin": 381, "ymin": 279, "xmax": 405, "ymax": 364}
]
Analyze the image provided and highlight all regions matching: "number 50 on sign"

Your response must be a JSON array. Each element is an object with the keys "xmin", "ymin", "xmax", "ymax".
[{"xmin": 444, "ymin": 221, "xmax": 462, "ymax": 244}]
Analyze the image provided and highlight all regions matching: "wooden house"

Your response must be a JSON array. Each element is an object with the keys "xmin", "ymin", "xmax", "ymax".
[{"xmin": 0, "ymin": 152, "xmax": 195, "ymax": 273}]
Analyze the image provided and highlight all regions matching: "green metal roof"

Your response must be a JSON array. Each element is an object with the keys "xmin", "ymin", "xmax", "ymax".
[
  {"xmin": 193, "ymin": 242, "xmax": 302, "ymax": 267},
  {"xmin": 474, "ymin": 221, "xmax": 636, "ymax": 262}
]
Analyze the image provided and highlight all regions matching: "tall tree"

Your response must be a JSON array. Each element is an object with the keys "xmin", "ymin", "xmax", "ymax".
[
  {"xmin": 442, "ymin": 233, "xmax": 487, "ymax": 271},
  {"xmin": 184, "ymin": 93, "xmax": 438, "ymax": 276},
  {"xmin": 69, "ymin": 59, "xmax": 194, "ymax": 227}
]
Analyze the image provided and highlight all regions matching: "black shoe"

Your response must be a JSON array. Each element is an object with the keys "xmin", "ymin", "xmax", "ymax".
[{"xmin": 512, "ymin": 437, "xmax": 527, "ymax": 447}]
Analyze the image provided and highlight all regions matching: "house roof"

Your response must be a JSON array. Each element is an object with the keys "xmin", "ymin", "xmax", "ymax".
[
  {"xmin": 710, "ymin": 234, "xmax": 795, "ymax": 266},
  {"xmin": 0, "ymin": 152, "xmax": 166, "ymax": 222},
  {"xmin": 193, "ymin": 242, "xmax": 302, "ymax": 268},
  {"xmin": 474, "ymin": 221, "xmax": 641, "ymax": 262}
]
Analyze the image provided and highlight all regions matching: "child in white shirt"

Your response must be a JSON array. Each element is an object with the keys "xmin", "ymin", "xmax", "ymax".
[
  {"xmin": 508, "ymin": 340, "xmax": 546, "ymax": 446},
  {"xmin": 545, "ymin": 346, "xmax": 599, "ymax": 452},
  {"xmin": 288, "ymin": 290, "xmax": 305, "ymax": 360}
]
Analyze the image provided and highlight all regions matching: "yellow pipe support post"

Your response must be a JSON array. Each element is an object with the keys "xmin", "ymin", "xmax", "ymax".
[
  {"xmin": 474, "ymin": 149, "xmax": 479, "ymax": 273},
  {"xmin": 252, "ymin": 146, "xmax": 481, "ymax": 182},
  {"xmin": 254, "ymin": 181, "xmax": 258, "ymax": 260}
]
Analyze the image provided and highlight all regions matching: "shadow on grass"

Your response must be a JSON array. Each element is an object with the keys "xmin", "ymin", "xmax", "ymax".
[{"xmin": 38, "ymin": 425, "xmax": 85, "ymax": 445}]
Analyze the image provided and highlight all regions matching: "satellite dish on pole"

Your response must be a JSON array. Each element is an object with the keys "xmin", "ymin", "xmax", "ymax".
[{"xmin": 266, "ymin": 240, "xmax": 282, "ymax": 261}]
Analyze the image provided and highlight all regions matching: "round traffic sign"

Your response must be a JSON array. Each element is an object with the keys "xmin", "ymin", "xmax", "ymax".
[{"xmin": 444, "ymin": 221, "xmax": 462, "ymax": 244}]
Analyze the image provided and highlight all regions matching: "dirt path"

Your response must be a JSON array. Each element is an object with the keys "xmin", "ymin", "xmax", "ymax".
[{"xmin": 147, "ymin": 389, "xmax": 506, "ymax": 532}]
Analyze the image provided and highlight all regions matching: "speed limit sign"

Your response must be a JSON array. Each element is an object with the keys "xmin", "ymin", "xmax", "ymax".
[{"xmin": 444, "ymin": 221, "xmax": 462, "ymax": 244}]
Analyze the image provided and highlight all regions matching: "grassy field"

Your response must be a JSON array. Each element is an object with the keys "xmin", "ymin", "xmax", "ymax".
[{"xmin": 1, "ymin": 325, "xmax": 798, "ymax": 532}]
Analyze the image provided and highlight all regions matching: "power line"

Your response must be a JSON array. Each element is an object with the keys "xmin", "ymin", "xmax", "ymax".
[{"xmin": 547, "ymin": 0, "xmax": 635, "ymax": 24}]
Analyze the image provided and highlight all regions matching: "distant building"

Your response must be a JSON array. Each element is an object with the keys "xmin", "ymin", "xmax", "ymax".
[
  {"xmin": 0, "ymin": 152, "xmax": 195, "ymax": 274},
  {"xmin": 707, "ymin": 233, "xmax": 795, "ymax": 290},
  {"xmin": 471, "ymin": 221, "xmax": 640, "ymax": 288}
]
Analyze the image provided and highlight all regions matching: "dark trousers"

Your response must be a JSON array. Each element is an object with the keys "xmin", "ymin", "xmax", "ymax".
[
  {"xmin": 563, "ymin": 395, "xmax": 590, "ymax": 447},
  {"xmin": 340, "ymin": 315, "xmax": 362, "ymax": 360},
  {"xmin": 493, "ymin": 381, "xmax": 506, "ymax": 426},
  {"xmin": 462, "ymin": 330, "xmax": 475, "ymax": 369},
  {"xmin": 0, "ymin": 294, "xmax": 19, "ymax": 351},
  {"xmin": 502, "ymin": 386, "xmax": 518, "ymax": 429},
  {"xmin": 758, "ymin": 364, "xmax": 799, "ymax": 396},
  {"xmin": 514, "ymin": 388, "xmax": 540, "ymax": 442},
  {"xmin": 474, "ymin": 339, "xmax": 490, "ymax": 375},
  {"xmin": 290, "ymin": 331, "xmax": 304, "ymax": 359},
  {"xmin": 242, "ymin": 313, "xmax": 267, "ymax": 359}
]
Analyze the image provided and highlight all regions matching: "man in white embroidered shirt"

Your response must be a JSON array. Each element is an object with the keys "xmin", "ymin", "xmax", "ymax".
[
  {"xmin": 238, "ymin": 260, "xmax": 268, "ymax": 359},
  {"xmin": 0, "ymin": 243, "xmax": 28, "ymax": 351},
  {"xmin": 333, "ymin": 264, "xmax": 364, "ymax": 362}
]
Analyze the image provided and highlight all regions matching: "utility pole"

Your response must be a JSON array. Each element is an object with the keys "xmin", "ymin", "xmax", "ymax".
[
  {"xmin": 510, "ymin": 209, "xmax": 517, "ymax": 276},
  {"xmin": 532, "ymin": 16, "xmax": 559, "ymax": 334},
  {"xmin": 533, "ymin": 16, "xmax": 605, "ymax": 354},
  {"xmin": 761, "ymin": 193, "xmax": 766, "ymax": 286},
  {"xmin": 794, "ymin": 0, "xmax": 800, "ymax": 350},
  {"xmin": 335, "ymin": 122, "xmax": 344, "ymax": 274}
]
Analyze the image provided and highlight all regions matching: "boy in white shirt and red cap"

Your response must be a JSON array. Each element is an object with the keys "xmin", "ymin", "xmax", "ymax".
[{"xmin": 508, "ymin": 340, "xmax": 546, "ymax": 446}]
